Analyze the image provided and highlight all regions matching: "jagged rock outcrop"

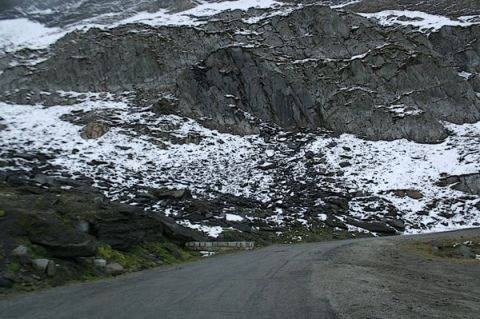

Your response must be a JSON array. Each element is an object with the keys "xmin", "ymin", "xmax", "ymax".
[{"xmin": 1, "ymin": 5, "xmax": 479, "ymax": 143}]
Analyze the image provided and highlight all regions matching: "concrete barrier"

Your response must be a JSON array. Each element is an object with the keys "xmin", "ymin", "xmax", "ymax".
[{"xmin": 185, "ymin": 241, "xmax": 254, "ymax": 251}]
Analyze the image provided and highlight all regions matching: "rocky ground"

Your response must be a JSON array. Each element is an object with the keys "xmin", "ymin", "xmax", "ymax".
[
  {"xmin": 1, "ymin": 0, "xmax": 480, "ymax": 294},
  {"xmin": 0, "ymin": 173, "xmax": 207, "ymax": 295}
]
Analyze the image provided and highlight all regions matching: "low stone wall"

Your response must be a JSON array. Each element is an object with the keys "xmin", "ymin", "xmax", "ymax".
[{"xmin": 185, "ymin": 241, "xmax": 254, "ymax": 251}]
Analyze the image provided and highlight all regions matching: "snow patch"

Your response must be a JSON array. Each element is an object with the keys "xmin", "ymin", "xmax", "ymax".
[
  {"xmin": 226, "ymin": 214, "xmax": 244, "ymax": 222},
  {"xmin": 360, "ymin": 10, "xmax": 480, "ymax": 32},
  {"xmin": 0, "ymin": 18, "xmax": 65, "ymax": 53}
]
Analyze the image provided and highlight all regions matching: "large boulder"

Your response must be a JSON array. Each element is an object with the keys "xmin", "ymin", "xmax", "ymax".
[
  {"xmin": 105, "ymin": 262, "xmax": 124, "ymax": 275},
  {"xmin": 159, "ymin": 216, "xmax": 208, "ymax": 243},
  {"xmin": 24, "ymin": 213, "xmax": 98, "ymax": 257},
  {"xmin": 92, "ymin": 207, "xmax": 206, "ymax": 250}
]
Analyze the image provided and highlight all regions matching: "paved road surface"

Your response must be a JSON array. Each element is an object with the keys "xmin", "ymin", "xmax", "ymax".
[{"xmin": 1, "ymin": 229, "xmax": 480, "ymax": 319}]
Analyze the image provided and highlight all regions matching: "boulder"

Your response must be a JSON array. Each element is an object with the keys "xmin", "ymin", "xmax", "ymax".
[
  {"xmin": 323, "ymin": 196, "xmax": 350, "ymax": 211},
  {"xmin": 32, "ymin": 259, "xmax": 50, "ymax": 273},
  {"xmin": 105, "ymin": 263, "xmax": 124, "ymax": 275},
  {"xmin": 93, "ymin": 210, "xmax": 167, "ymax": 250},
  {"xmin": 339, "ymin": 161, "xmax": 351, "ymax": 168},
  {"xmin": 392, "ymin": 189, "xmax": 423, "ymax": 199},
  {"xmin": 93, "ymin": 258, "xmax": 107, "ymax": 268},
  {"xmin": 0, "ymin": 277, "xmax": 13, "ymax": 289},
  {"xmin": 46, "ymin": 260, "xmax": 56, "ymax": 277},
  {"xmin": 159, "ymin": 216, "xmax": 208, "ymax": 243},
  {"xmin": 25, "ymin": 213, "xmax": 98, "ymax": 257},
  {"xmin": 456, "ymin": 245, "xmax": 473, "ymax": 259},
  {"xmin": 386, "ymin": 219, "xmax": 406, "ymax": 231},
  {"xmin": 12, "ymin": 245, "xmax": 28, "ymax": 257},
  {"xmin": 80, "ymin": 121, "xmax": 110, "ymax": 139},
  {"xmin": 406, "ymin": 190, "xmax": 424, "ymax": 200}
]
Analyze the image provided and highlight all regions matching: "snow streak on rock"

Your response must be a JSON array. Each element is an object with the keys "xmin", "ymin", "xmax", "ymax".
[
  {"xmin": 0, "ymin": 0, "xmax": 289, "ymax": 53},
  {"xmin": 359, "ymin": 10, "xmax": 480, "ymax": 32}
]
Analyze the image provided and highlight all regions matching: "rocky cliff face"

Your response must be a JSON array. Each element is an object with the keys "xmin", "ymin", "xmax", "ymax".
[
  {"xmin": 1, "ymin": 1, "xmax": 480, "ymax": 243},
  {"xmin": 2, "ymin": 5, "xmax": 480, "ymax": 142}
]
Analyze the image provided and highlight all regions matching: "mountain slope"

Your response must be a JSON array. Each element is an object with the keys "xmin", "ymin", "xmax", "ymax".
[{"xmin": 0, "ymin": 0, "xmax": 480, "ymax": 240}]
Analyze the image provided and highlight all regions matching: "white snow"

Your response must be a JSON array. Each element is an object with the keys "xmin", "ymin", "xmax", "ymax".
[
  {"xmin": 178, "ymin": 220, "xmax": 224, "ymax": 238},
  {"xmin": 331, "ymin": 1, "xmax": 362, "ymax": 9},
  {"xmin": 458, "ymin": 71, "xmax": 473, "ymax": 80},
  {"xmin": 359, "ymin": 10, "xmax": 480, "ymax": 32},
  {"xmin": 305, "ymin": 121, "xmax": 480, "ymax": 233},
  {"xmin": 0, "ymin": 97, "xmax": 275, "ymax": 203},
  {"xmin": 375, "ymin": 104, "xmax": 424, "ymax": 118},
  {"xmin": 0, "ymin": 0, "xmax": 287, "ymax": 53},
  {"xmin": 318, "ymin": 213, "xmax": 328, "ymax": 221},
  {"xmin": 0, "ymin": 18, "xmax": 65, "ymax": 53},
  {"xmin": 1, "ymin": 95, "xmax": 480, "ymax": 235},
  {"xmin": 199, "ymin": 251, "xmax": 216, "ymax": 257},
  {"xmin": 226, "ymin": 214, "xmax": 244, "ymax": 222}
]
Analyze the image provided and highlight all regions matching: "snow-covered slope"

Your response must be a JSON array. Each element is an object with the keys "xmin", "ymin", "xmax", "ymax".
[{"xmin": 1, "ymin": 0, "xmax": 480, "ymax": 239}]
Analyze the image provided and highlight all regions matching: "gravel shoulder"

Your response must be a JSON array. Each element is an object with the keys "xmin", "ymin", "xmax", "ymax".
[{"xmin": 314, "ymin": 229, "xmax": 480, "ymax": 318}]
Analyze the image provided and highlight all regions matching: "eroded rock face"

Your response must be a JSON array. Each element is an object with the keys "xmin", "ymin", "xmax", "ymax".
[{"xmin": 1, "ymin": 6, "xmax": 479, "ymax": 143}]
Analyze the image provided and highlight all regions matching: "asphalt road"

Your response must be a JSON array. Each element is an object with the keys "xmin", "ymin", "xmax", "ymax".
[{"xmin": 1, "ymin": 229, "xmax": 480, "ymax": 319}]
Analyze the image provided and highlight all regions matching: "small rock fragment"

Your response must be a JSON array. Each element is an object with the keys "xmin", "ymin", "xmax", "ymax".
[
  {"xmin": 93, "ymin": 258, "xmax": 107, "ymax": 268},
  {"xmin": 12, "ymin": 245, "xmax": 28, "ymax": 257}
]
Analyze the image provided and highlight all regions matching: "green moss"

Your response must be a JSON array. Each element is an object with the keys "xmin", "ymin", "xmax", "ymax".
[
  {"xmin": 98, "ymin": 242, "xmax": 194, "ymax": 272},
  {"xmin": 142, "ymin": 242, "xmax": 192, "ymax": 263},
  {"xmin": 0, "ymin": 209, "xmax": 6, "ymax": 217},
  {"xmin": 6, "ymin": 261, "xmax": 21, "ymax": 272},
  {"xmin": 98, "ymin": 246, "xmax": 155, "ymax": 271}
]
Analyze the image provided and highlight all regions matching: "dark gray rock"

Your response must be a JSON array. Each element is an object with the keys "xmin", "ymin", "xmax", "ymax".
[
  {"xmin": 11, "ymin": 245, "xmax": 28, "ymax": 257},
  {"xmin": 0, "ymin": 277, "xmax": 14, "ymax": 289},
  {"xmin": 437, "ymin": 173, "xmax": 480, "ymax": 195},
  {"xmin": 150, "ymin": 188, "xmax": 192, "ymax": 200},
  {"xmin": 46, "ymin": 260, "xmax": 56, "ymax": 277},
  {"xmin": 346, "ymin": 218, "xmax": 397, "ymax": 235},
  {"xmin": 2, "ymin": 6, "xmax": 479, "ymax": 143},
  {"xmin": 386, "ymin": 219, "xmax": 406, "ymax": 231},
  {"xmin": 456, "ymin": 245, "xmax": 473, "ymax": 259},
  {"xmin": 26, "ymin": 213, "xmax": 98, "ymax": 257},
  {"xmin": 105, "ymin": 262, "xmax": 124, "ymax": 275}
]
